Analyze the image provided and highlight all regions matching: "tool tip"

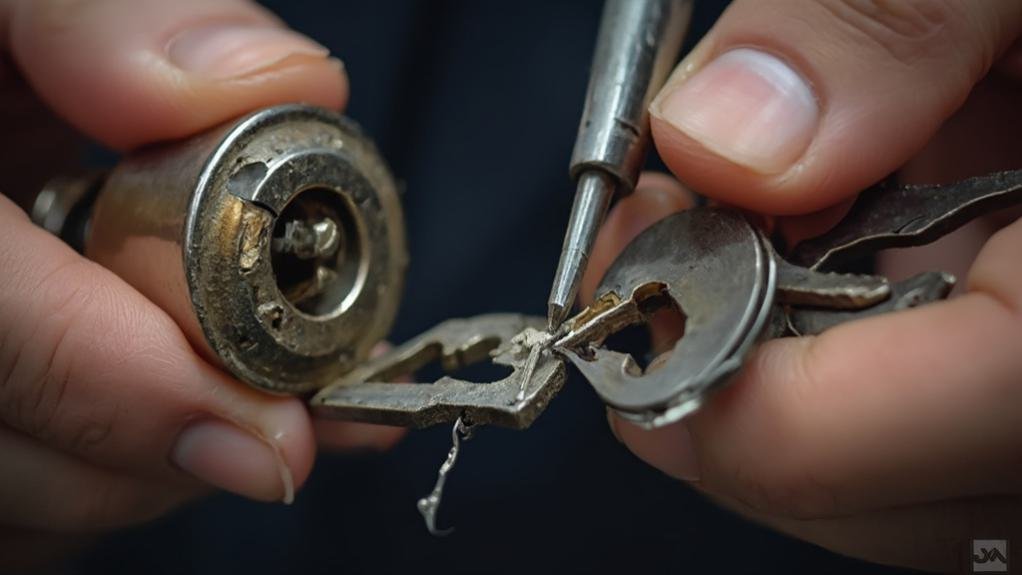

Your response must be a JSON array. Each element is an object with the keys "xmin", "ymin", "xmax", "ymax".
[{"xmin": 548, "ymin": 303, "xmax": 567, "ymax": 332}]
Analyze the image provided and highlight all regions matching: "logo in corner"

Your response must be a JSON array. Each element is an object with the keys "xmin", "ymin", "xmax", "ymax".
[{"xmin": 973, "ymin": 539, "xmax": 1009, "ymax": 573}]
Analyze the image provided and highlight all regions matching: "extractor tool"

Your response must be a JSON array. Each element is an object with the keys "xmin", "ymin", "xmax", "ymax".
[{"xmin": 547, "ymin": 0, "xmax": 692, "ymax": 331}]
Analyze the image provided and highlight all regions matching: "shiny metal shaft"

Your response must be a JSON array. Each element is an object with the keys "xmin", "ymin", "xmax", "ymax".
[
  {"xmin": 548, "ymin": 0, "xmax": 691, "ymax": 331},
  {"xmin": 548, "ymin": 171, "xmax": 614, "ymax": 329}
]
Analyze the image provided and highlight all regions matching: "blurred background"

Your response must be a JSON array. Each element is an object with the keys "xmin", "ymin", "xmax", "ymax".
[{"xmin": 75, "ymin": 2, "xmax": 914, "ymax": 573}]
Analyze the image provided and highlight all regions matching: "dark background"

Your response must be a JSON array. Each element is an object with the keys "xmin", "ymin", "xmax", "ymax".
[{"xmin": 76, "ymin": 2, "xmax": 916, "ymax": 574}]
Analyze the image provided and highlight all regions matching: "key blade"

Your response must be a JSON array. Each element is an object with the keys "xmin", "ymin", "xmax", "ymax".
[
  {"xmin": 789, "ymin": 170, "xmax": 1022, "ymax": 270},
  {"xmin": 786, "ymin": 271, "xmax": 954, "ymax": 336},
  {"xmin": 774, "ymin": 256, "xmax": 890, "ymax": 310}
]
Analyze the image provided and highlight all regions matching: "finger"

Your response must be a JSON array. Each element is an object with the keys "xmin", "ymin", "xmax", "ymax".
[
  {"xmin": 0, "ymin": 78, "xmax": 83, "ymax": 210},
  {"xmin": 611, "ymin": 219, "xmax": 1022, "ymax": 519},
  {"xmin": 314, "ymin": 421, "xmax": 405, "ymax": 452},
  {"xmin": 876, "ymin": 72, "xmax": 1022, "ymax": 296},
  {"xmin": 3, "ymin": 0, "xmax": 346, "ymax": 149},
  {"xmin": 581, "ymin": 172, "xmax": 695, "ymax": 304},
  {"xmin": 0, "ymin": 427, "xmax": 199, "ymax": 533},
  {"xmin": 649, "ymin": 0, "xmax": 1022, "ymax": 214},
  {"xmin": 709, "ymin": 489, "xmax": 1022, "ymax": 573},
  {"xmin": 0, "ymin": 196, "xmax": 314, "ymax": 503},
  {"xmin": 877, "ymin": 216, "xmax": 996, "ymax": 297},
  {"xmin": 314, "ymin": 342, "xmax": 406, "ymax": 452}
]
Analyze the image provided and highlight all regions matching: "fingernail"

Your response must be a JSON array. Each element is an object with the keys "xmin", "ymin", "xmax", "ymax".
[
  {"xmin": 652, "ymin": 48, "xmax": 818, "ymax": 174},
  {"xmin": 172, "ymin": 419, "xmax": 294, "ymax": 503},
  {"xmin": 168, "ymin": 24, "xmax": 329, "ymax": 80}
]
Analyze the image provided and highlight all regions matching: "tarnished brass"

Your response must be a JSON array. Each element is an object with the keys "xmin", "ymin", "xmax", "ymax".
[{"xmin": 37, "ymin": 105, "xmax": 407, "ymax": 395}]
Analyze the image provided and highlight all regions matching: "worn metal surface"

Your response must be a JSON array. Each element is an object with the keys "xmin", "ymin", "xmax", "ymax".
[
  {"xmin": 30, "ymin": 173, "xmax": 106, "ymax": 253},
  {"xmin": 555, "ymin": 209, "xmax": 775, "ymax": 428},
  {"xmin": 33, "ymin": 104, "xmax": 1020, "ymax": 434},
  {"xmin": 559, "ymin": 170, "xmax": 1022, "ymax": 428},
  {"xmin": 42, "ymin": 105, "xmax": 406, "ymax": 395},
  {"xmin": 786, "ymin": 272, "xmax": 955, "ymax": 336},
  {"xmin": 773, "ymin": 255, "xmax": 889, "ymax": 309},
  {"xmin": 790, "ymin": 170, "xmax": 1022, "ymax": 270},
  {"xmin": 416, "ymin": 417, "xmax": 476, "ymax": 536},
  {"xmin": 548, "ymin": 0, "xmax": 692, "ymax": 330},
  {"xmin": 311, "ymin": 314, "xmax": 566, "ymax": 429}
]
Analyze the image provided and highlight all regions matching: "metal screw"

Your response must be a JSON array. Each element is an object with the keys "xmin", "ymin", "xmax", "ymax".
[{"xmin": 272, "ymin": 217, "xmax": 341, "ymax": 260}]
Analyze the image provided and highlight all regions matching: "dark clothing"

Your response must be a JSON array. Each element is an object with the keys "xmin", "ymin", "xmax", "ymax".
[{"xmin": 78, "ymin": 2, "xmax": 912, "ymax": 573}]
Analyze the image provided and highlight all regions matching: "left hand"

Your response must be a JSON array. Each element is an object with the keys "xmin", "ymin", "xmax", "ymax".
[{"xmin": 0, "ymin": 0, "xmax": 402, "ymax": 570}]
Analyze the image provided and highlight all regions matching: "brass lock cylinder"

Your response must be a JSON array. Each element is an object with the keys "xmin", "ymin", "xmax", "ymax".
[{"xmin": 36, "ymin": 105, "xmax": 407, "ymax": 394}]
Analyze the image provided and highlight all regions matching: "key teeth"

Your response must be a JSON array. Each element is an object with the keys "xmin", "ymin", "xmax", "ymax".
[
  {"xmin": 788, "ymin": 170, "xmax": 1022, "ymax": 270},
  {"xmin": 775, "ymin": 257, "xmax": 891, "ymax": 310}
]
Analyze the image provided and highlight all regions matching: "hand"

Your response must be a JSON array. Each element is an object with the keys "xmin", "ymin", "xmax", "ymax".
[
  {"xmin": 0, "ymin": 0, "xmax": 400, "ymax": 569},
  {"xmin": 586, "ymin": 2, "xmax": 1022, "ymax": 572}
]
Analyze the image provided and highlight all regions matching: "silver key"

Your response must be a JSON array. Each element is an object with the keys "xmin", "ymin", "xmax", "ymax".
[{"xmin": 556, "ymin": 169, "xmax": 1022, "ymax": 429}]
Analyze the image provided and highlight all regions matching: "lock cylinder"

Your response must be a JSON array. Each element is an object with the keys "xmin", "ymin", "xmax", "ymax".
[{"xmin": 33, "ymin": 105, "xmax": 407, "ymax": 394}]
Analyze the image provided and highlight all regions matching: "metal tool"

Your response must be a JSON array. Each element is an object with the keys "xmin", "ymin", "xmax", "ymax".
[
  {"xmin": 555, "ymin": 170, "xmax": 1022, "ymax": 429},
  {"xmin": 32, "ymin": 105, "xmax": 407, "ymax": 395},
  {"xmin": 547, "ymin": 0, "xmax": 692, "ymax": 331},
  {"xmin": 33, "ymin": 106, "xmax": 566, "ymax": 432},
  {"xmin": 31, "ymin": 115, "xmax": 1021, "ymax": 441}
]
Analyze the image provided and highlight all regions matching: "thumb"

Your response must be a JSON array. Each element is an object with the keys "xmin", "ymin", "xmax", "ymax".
[
  {"xmin": 651, "ymin": 0, "xmax": 1022, "ymax": 215},
  {"xmin": 5, "ymin": 0, "xmax": 346, "ymax": 149}
]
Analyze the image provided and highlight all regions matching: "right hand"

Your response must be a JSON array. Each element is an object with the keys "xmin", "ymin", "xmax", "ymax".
[
  {"xmin": 585, "ymin": 1, "xmax": 1022, "ymax": 572},
  {"xmin": 0, "ymin": 0, "xmax": 400, "ymax": 570}
]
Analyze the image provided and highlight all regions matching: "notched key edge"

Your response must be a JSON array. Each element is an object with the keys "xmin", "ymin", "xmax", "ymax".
[
  {"xmin": 773, "ymin": 253, "xmax": 890, "ymax": 310},
  {"xmin": 785, "ymin": 271, "xmax": 955, "ymax": 336},
  {"xmin": 789, "ymin": 170, "xmax": 1022, "ymax": 270}
]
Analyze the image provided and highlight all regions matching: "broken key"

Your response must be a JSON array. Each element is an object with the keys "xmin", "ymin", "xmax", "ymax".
[{"xmin": 310, "ymin": 313, "xmax": 566, "ymax": 429}]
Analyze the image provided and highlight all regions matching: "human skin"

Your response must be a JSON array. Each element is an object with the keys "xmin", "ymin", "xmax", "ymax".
[
  {"xmin": 0, "ymin": 0, "xmax": 402, "ymax": 570},
  {"xmin": 2, "ymin": 0, "xmax": 1021, "ymax": 573},
  {"xmin": 583, "ymin": 1, "xmax": 1022, "ymax": 572}
]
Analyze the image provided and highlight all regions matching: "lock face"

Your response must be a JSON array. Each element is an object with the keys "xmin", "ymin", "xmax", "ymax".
[{"xmin": 84, "ymin": 105, "xmax": 407, "ymax": 394}]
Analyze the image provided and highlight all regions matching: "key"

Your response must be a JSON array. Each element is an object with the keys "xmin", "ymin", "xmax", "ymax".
[
  {"xmin": 555, "ymin": 170, "xmax": 1022, "ymax": 429},
  {"xmin": 554, "ymin": 208, "xmax": 777, "ymax": 427},
  {"xmin": 789, "ymin": 170, "xmax": 1022, "ymax": 270},
  {"xmin": 310, "ymin": 313, "xmax": 566, "ymax": 429}
]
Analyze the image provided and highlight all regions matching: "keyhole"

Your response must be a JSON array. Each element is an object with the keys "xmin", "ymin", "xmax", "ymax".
[{"xmin": 271, "ymin": 187, "xmax": 365, "ymax": 317}]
